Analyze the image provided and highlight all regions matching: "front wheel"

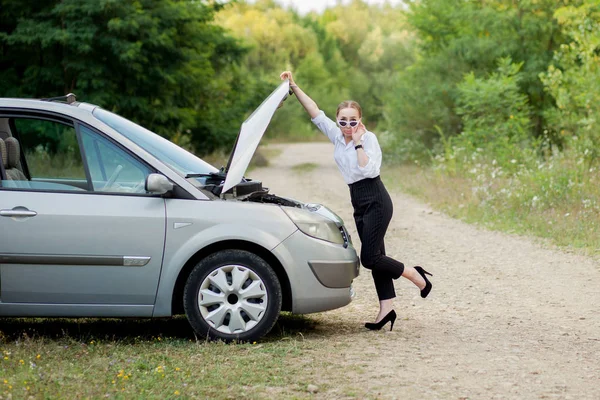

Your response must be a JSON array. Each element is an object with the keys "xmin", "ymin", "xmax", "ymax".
[{"xmin": 183, "ymin": 250, "xmax": 282, "ymax": 342}]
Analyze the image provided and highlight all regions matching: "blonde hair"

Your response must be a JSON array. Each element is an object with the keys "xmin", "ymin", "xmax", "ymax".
[{"xmin": 336, "ymin": 100, "xmax": 362, "ymax": 118}]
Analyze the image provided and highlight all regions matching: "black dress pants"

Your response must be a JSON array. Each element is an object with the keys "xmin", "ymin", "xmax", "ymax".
[{"xmin": 349, "ymin": 176, "xmax": 404, "ymax": 300}]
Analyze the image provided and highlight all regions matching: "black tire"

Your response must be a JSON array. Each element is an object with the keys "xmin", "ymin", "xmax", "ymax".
[{"xmin": 183, "ymin": 249, "xmax": 282, "ymax": 342}]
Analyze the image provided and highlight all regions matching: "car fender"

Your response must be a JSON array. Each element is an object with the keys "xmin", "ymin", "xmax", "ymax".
[{"xmin": 152, "ymin": 222, "xmax": 297, "ymax": 316}]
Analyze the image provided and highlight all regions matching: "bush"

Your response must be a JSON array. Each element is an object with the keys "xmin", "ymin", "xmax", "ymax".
[
  {"xmin": 455, "ymin": 58, "xmax": 532, "ymax": 152},
  {"xmin": 540, "ymin": 1, "xmax": 600, "ymax": 166}
]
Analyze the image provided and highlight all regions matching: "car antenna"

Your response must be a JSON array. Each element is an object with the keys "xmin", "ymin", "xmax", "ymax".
[{"xmin": 40, "ymin": 93, "xmax": 77, "ymax": 104}]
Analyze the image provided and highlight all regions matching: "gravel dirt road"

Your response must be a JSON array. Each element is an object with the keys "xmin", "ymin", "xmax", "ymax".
[{"xmin": 254, "ymin": 142, "xmax": 600, "ymax": 400}]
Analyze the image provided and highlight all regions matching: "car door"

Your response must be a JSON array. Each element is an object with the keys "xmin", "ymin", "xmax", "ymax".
[{"xmin": 0, "ymin": 113, "xmax": 166, "ymax": 307}]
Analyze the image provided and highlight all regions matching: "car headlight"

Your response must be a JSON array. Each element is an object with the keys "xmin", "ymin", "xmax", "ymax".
[{"xmin": 282, "ymin": 207, "xmax": 344, "ymax": 245}]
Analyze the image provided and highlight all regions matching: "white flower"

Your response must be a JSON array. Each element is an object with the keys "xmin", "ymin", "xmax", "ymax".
[{"xmin": 583, "ymin": 199, "xmax": 592, "ymax": 208}]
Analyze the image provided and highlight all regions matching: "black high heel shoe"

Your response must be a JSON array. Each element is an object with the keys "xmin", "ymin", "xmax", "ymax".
[
  {"xmin": 365, "ymin": 310, "xmax": 397, "ymax": 331},
  {"xmin": 414, "ymin": 266, "xmax": 433, "ymax": 298}
]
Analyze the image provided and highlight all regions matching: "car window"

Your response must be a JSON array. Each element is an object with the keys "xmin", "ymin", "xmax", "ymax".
[
  {"xmin": 80, "ymin": 125, "xmax": 152, "ymax": 194},
  {"xmin": 1, "ymin": 117, "xmax": 87, "ymax": 191},
  {"xmin": 0, "ymin": 115, "xmax": 152, "ymax": 195}
]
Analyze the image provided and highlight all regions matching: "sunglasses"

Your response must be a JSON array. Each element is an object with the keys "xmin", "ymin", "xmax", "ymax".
[{"xmin": 337, "ymin": 119, "xmax": 360, "ymax": 128}]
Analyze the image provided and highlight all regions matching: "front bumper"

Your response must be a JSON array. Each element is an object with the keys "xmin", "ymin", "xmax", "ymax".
[{"xmin": 271, "ymin": 229, "xmax": 359, "ymax": 314}]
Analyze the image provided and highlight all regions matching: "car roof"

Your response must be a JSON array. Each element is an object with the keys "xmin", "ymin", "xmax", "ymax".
[{"xmin": 0, "ymin": 98, "xmax": 98, "ymax": 121}]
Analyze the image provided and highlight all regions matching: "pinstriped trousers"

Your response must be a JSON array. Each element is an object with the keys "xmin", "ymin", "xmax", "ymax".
[{"xmin": 349, "ymin": 176, "xmax": 404, "ymax": 300}]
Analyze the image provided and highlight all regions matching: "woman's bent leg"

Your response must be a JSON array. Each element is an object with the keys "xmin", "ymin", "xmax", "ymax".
[
  {"xmin": 360, "ymin": 212, "xmax": 405, "ymax": 280},
  {"xmin": 372, "ymin": 269, "xmax": 395, "ymax": 300}
]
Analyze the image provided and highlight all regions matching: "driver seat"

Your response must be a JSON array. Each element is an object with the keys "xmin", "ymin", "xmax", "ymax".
[
  {"xmin": 0, "ymin": 139, "xmax": 7, "ymax": 179},
  {"xmin": 4, "ymin": 137, "xmax": 29, "ymax": 182}
]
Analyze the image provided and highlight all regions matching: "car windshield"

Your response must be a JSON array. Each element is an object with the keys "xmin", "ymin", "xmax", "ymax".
[{"xmin": 92, "ymin": 108, "xmax": 219, "ymax": 182}]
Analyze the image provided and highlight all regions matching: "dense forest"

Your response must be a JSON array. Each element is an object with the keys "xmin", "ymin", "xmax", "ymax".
[{"xmin": 1, "ymin": 0, "xmax": 598, "ymax": 163}]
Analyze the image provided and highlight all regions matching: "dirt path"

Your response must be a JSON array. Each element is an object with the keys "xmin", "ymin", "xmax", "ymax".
[{"xmin": 254, "ymin": 142, "xmax": 600, "ymax": 400}]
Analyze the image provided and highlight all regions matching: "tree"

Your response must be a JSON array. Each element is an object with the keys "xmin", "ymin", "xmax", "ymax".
[
  {"xmin": 0, "ymin": 0, "xmax": 249, "ymax": 153},
  {"xmin": 540, "ymin": 0, "xmax": 600, "ymax": 164},
  {"xmin": 215, "ymin": 0, "xmax": 416, "ymax": 138},
  {"xmin": 456, "ymin": 58, "xmax": 532, "ymax": 160},
  {"xmin": 383, "ymin": 0, "xmax": 576, "ymax": 161}
]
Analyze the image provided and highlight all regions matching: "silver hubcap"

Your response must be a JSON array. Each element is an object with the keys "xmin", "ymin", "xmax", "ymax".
[{"xmin": 198, "ymin": 265, "xmax": 268, "ymax": 334}]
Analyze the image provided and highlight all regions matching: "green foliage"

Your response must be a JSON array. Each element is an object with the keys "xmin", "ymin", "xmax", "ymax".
[
  {"xmin": 381, "ymin": 59, "xmax": 461, "ymax": 162},
  {"xmin": 0, "ymin": 0, "xmax": 248, "ymax": 154},
  {"xmin": 540, "ymin": 0, "xmax": 600, "ymax": 165},
  {"xmin": 2, "ymin": 0, "xmax": 598, "ymax": 174},
  {"xmin": 382, "ymin": 0, "xmax": 574, "ymax": 161},
  {"xmin": 0, "ymin": 0, "xmax": 419, "ymax": 151},
  {"xmin": 215, "ymin": 0, "xmax": 416, "ymax": 140},
  {"xmin": 455, "ymin": 58, "xmax": 532, "ymax": 157}
]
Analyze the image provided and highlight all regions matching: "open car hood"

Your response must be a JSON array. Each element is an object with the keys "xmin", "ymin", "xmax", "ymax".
[{"xmin": 222, "ymin": 80, "xmax": 291, "ymax": 194}]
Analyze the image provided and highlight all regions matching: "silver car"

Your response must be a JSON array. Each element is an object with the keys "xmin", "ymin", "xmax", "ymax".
[{"xmin": 0, "ymin": 82, "xmax": 359, "ymax": 341}]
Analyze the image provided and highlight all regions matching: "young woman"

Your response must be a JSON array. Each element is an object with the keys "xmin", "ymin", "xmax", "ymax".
[{"xmin": 280, "ymin": 71, "xmax": 433, "ymax": 331}]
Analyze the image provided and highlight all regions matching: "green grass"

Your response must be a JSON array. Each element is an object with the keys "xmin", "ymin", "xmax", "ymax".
[
  {"xmin": 383, "ymin": 161, "xmax": 600, "ymax": 257},
  {"xmin": 291, "ymin": 163, "xmax": 318, "ymax": 173},
  {"xmin": 0, "ymin": 314, "xmax": 342, "ymax": 399}
]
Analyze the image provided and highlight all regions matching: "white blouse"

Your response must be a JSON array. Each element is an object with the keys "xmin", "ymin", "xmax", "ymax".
[{"xmin": 311, "ymin": 110, "xmax": 382, "ymax": 184}]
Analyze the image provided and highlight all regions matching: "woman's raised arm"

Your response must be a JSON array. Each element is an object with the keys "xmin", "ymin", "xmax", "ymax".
[{"xmin": 280, "ymin": 71, "xmax": 320, "ymax": 119}]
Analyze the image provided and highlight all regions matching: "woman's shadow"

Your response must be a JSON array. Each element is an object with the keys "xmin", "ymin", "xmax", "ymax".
[{"xmin": 0, "ymin": 312, "xmax": 348, "ymax": 343}]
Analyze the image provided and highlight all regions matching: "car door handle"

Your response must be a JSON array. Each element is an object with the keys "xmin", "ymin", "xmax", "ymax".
[{"xmin": 0, "ymin": 208, "xmax": 38, "ymax": 218}]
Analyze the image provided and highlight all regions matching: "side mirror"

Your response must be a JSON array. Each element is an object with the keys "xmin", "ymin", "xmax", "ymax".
[{"xmin": 146, "ymin": 174, "xmax": 174, "ymax": 195}]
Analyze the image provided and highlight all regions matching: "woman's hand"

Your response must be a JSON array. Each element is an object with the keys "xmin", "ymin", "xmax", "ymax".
[
  {"xmin": 279, "ymin": 71, "xmax": 320, "ymax": 118},
  {"xmin": 352, "ymin": 121, "xmax": 366, "ymax": 143},
  {"xmin": 280, "ymin": 71, "xmax": 295, "ymax": 86}
]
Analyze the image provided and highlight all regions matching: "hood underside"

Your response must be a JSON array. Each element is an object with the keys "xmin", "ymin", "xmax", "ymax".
[{"xmin": 221, "ymin": 80, "xmax": 291, "ymax": 194}]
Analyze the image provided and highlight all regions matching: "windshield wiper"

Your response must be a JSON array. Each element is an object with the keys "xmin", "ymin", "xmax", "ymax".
[
  {"xmin": 186, "ymin": 170, "xmax": 227, "ymax": 187},
  {"xmin": 185, "ymin": 172, "xmax": 222, "ymax": 178},
  {"xmin": 186, "ymin": 169, "xmax": 226, "ymax": 179}
]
